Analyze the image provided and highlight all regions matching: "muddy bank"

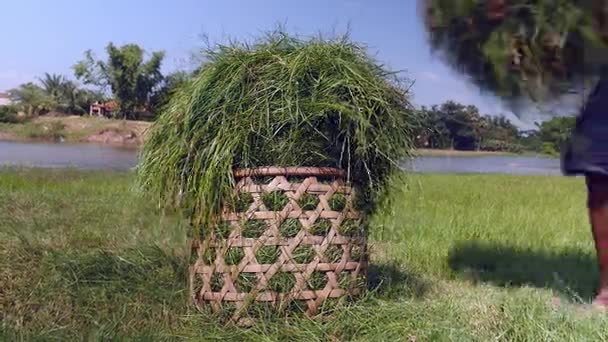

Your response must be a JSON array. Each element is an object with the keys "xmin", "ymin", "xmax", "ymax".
[{"xmin": 0, "ymin": 115, "xmax": 152, "ymax": 148}]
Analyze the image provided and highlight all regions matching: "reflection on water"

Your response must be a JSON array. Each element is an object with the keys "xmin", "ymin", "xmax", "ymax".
[
  {"xmin": 0, "ymin": 141, "xmax": 138, "ymax": 170},
  {"xmin": 1, "ymin": 141, "xmax": 563, "ymax": 175},
  {"xmin": 403, "ymin": 156, "xmax": 561, "ymax": 176}
]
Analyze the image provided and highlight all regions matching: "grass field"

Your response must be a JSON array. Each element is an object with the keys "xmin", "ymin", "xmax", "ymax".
[{"xmin": 2, "ymin": 169, "xmax": 608, "ymax": 340}]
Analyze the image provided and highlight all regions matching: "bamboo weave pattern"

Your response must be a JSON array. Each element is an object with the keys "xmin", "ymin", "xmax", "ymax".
[{"xmin": 189, "ymin": 167, "xmax": 367, "ymax": 322}]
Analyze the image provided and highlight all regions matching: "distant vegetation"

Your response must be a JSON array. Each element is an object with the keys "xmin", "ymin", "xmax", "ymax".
[
  {"xmin": 414, "ymin": 100, "xmax": 576, "ymax": 156},
  {"xmin": 0, "ymin": 43, "xmax": 190, "ymax": 123},
  {"xmin": 0, "ymin": 41, "xmax": 577, "ymax": 156}
]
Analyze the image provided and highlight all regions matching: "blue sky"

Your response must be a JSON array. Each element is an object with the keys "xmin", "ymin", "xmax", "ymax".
[{"xmin": 1, "ymin": 0, "xmax": 546, "ymax": 127}]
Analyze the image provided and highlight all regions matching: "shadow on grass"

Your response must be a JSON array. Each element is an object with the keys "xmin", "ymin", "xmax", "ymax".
[
  {"xmin": 367, "ymin": 262, "xmax": 430, "ymax": 299},
  {"xmin": 448, "ymin": 241, "xmax": 597, "ymax": 301}
]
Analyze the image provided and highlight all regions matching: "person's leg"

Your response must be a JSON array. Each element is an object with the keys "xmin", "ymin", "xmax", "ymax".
[{"xmin": 587, "ymin": 173, "xmax": 608, "ymax": 307}]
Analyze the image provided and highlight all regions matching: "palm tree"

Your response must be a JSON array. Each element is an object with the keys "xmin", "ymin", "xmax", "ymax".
[
  {"xmin": 39, "ymin": 73, "xmax": 67, "ymax": 99},
  {"xmin": 420, "ymin": 0, "xmax": 608, "ymax": 105},
  {"xmin": 10, "ymin": 83, "xmax": 56, "ymax": 117},
  {"xmin": 37, "ymin": 73, "xmax": 101, "ymax": 115}
]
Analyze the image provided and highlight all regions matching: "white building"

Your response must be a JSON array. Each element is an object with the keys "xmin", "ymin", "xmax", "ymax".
[{"xmin": 0, "ymin": 92, "xmax": 12, "ymax": 106}]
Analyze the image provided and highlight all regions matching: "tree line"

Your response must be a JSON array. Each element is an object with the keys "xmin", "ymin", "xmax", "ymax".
[
  {"xmin": 414, "ymin": 100, "xmax": 576, "ymax": 156},
  {"xmin": 2, "ymin": 42, "xmax": 189, "ymax": 122}
]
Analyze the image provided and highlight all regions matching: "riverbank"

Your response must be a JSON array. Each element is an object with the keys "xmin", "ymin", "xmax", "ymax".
[
  {"xmin": 417, "ymin": 148, "xmax": 517, "ymax": 157},
  {"xmin": 0, "ymin": 115, "xmax": 152, "ymax": 147},
  {"xmin": 2, "ymin": 168, "xmax": 605, "ymax": 340}
]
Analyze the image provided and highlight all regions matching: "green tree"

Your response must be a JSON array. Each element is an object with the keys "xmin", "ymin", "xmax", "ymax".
[
  {"xmin": 74, "ymin": 43, "xmax": 165, "ymax": 119},
  {"xmin": 0, "ymin": 105, "xmax": 19, "ymax": 123},
  {"xmin": 417, "ymin": 100, "xmax": 525, "ymax": 152},
  {"xmin": 39, "ymin": 73, "xmax": 68, "ymax": 104},
  {"xmin": 439, "ymin": 101, "xmax": 484, "ymax": 150},
  {"xmin": 536, "ymin": 116, "xmax": 577, "ymax": 155},
  {"xmin": 10, "ymin": 83, "xmax": 56, "ymax": 116},
  {"xmin": 37, "ymin": 73, "xmax": 101, "ymax": 115}
]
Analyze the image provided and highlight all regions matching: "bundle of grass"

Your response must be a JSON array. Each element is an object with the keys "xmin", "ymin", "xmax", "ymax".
[
  {"xmin": 138, "ymin": 31, "xmax": 417, "ymax": 229},
  {"xmin": 138, "ymin": 31, "xmax": 417, "ymax": 323}
]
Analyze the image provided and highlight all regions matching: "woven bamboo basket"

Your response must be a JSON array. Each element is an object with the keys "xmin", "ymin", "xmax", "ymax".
[{"xmin": 189, "ymin": 166, "xmax": 368, "ymax": 323}]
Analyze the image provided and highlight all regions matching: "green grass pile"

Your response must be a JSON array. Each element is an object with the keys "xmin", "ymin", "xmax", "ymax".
[
  {"xmin": 235, "ymin": 273, "xmax": 258, "ymax": 292},
  {"xmin": 291, "ymin": 245, "xmax": 316, "ymax": 264},
  {"xmin": 224, "ymin": 247, "xmax": 245, "ymax": 265},
  {"xmin": 339, "ymin": 218, "xmax": 362, "ymax": 237},
  {"xmin": 242, "ymin": 220, "xmax": 267, "ymax": 238},
  {"xmin": 308, "ymin": 271, "xmax": 328, "ymax": 290},
  {"xmin": 298, "ymin": 193, "xmax": 319, "ymax": 211},
  {"xmin": 233, "ymin": 192, "xmax": 254, "ymax": 213},
  {"xmin": 280, "ymin": 218, "xmax": 301, "ymax": 238},
  {"xmin": 268, "ymin": 272, "xmax": 296, "ymax": 292},
  {"xmin": 202, "ymin": 247, "xmax": 216, "ymax": 265},
  {"xmin": 309, "ymin": 219, "xmax": 332, "ymax": 236},
  {"xmin": 214, "ymin": 221, "xmax": 231, "ymax": 239},
  {"xmin": 324, "ymin": 245, "xmax": 344, "ymax": 263},
  {"xmin": 137, "ymin": 31, "xmax": 417, "ymax": 230},
  {"xmin": 255, "ymin": 245, "xmax": 280, "ymax": 264},
  {"xmin": 261, "ymin": 191, "xmax": 289, "ymax": 211},
  {"xmin": 329, "ymin": 193, "xmax": 347, "ymax": 211}
]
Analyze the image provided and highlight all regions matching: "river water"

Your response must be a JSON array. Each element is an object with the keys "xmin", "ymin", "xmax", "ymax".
[
  {"xmin": 0, "ymin": 141, "xmax": 138, "ymax": 170},
  {"xmin": 0, "ymin": 141, "xmax": 563, "ymax": 175}
]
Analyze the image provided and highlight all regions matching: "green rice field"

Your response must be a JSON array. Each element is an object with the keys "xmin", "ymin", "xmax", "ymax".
[{"xmin": 1, "ymin": 168, "xmax": 607, "ymax": 341}]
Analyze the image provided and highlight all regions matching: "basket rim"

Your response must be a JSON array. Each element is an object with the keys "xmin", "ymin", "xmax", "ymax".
[{"xmin": 233, "ymin": 167, "xmax": 345, "ymax": 178}]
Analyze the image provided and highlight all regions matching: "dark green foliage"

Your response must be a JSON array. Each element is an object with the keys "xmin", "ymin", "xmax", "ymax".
[
  {"xmin": 242, "ymin": 220, "xmax": 267, "ymax": 238},
  {"xmin": 415, "ymin": 100, "xmax": 529, "ymax": 153},
  {"xmin": 268, "ymin": 272, "xmax": 296, "ymax": 292},
  {"xmin": 224, "ymin": 247, "xmax": 245, "ymax": 265},
  {"xmin": 0, "ymin": 105, "xmax": 19, "ymax": 123},
  {"xmin": 329, "ymin": 193, "xmax": 347, "ymax": 211},
  {"xmin": 308, "ymin": 271, "xmax": 327, "ymax": 290},
  {"xmin": 292, "ymin": 245, "xmax": 315, "ymax": 264},
  {"xmin": 310, "ymin": 219, "xmax": 332, "ymax": 236},
  {"xmin": 280, "ymin": 219, "xmax": 302, "ymax": 238},
  {"xmin": 298, "ymin": 193, "xmax": 320, "ymax": 211},
  {"xmin": 537, "ymin": 116, "xmax": 577, "ymax": 156},
  {"xmin": 255, "ymin": 245, "xmax": 280, "ymax": 264},
  {"xmin": 138, "ymin": 31, "xmax": 417, "ymax": 230},
  {"xmin": 261, "ymin": 191, "xmax": 289, "ymax": 211}
]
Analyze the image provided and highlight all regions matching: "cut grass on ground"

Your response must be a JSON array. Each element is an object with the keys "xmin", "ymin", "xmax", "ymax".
[{"xmin": 1, "ymin": 168, "xmax": 607, "ymax": 340}]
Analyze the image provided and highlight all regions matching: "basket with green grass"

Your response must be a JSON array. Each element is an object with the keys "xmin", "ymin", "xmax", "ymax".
[{"xmin": 138, "ymin": 31, "xmax": 417, "ymax": 324}]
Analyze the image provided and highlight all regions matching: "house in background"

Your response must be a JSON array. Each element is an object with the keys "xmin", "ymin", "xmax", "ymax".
[
  {"xmin": 0, "ymin": 92, "xmax": 12, "ymax": 106},
  {"xmin": 90, "ymin": 100, "xmax": 118, "ymax": 118}
]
